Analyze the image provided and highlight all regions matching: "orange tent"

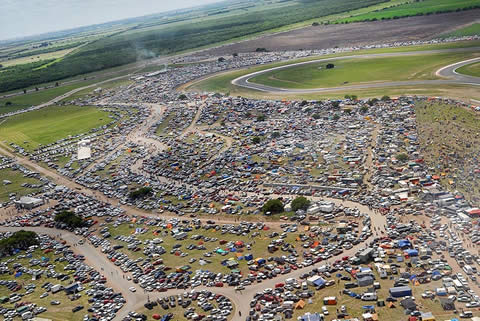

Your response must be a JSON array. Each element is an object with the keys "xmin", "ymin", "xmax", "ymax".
[{"xmin": 295, "ymin": 300, "xmax": 305, "ymax": 309}]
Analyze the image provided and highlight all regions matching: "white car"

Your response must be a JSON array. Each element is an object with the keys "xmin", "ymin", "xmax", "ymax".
[
  {"xmin": 129, "ymin": 287, "xmax": 136, "ymax": 292},
  {"xmin": 321, "ymin": 306, "xmax": 329, "ymax": 315}
]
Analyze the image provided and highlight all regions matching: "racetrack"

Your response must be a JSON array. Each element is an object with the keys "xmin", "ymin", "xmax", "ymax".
[{"xmin": 232, "ymin": 48, "xmax": 480, "ymax": 94}]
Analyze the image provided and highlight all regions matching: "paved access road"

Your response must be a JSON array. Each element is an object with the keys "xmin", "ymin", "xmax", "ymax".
[{"xmin": 231, "ymin": 47, "xmax": 480, "ymax": 94}]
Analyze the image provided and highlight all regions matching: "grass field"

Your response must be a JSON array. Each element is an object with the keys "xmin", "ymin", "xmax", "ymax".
[
  {"xmin": 440, "ymin": 23, "xmax": 480, "ymax": 38},
  {"xmin": 0, "ymin": 168, "xmax": 42, "ymax": 202},
  {"xmin": 108, "ymin": 222, "xmax": 300, "ymax": 275},
  {"xmin": 0, "ymin": 248, "xmax": 92, "ymax": 321},
  {"xmin": 337, "ymin": 0, "xmax": 480, "ymax": 23},
  {"xmin": 457, "ymin": 61, "xmax": 480, "ymax": 77},
  {"xmin": 249, "ymin": 52, "xmax": 478, "ymax": 89},
  {"xmin": 415, "ymin": 101, "xmax": 480, "ymax": 203},
  {"xmin": 0, "ymin": 105, "xmax": 111, "ymax": 151}
]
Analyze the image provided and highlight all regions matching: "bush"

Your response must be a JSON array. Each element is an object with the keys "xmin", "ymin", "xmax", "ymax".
[
  {"xmin": 312, "ymin": 113, "xmax": 321, "ymax": 119},
  {"xmin": 291, "ymin": 196, "xmax": 311, "ymax": 212},
  {"xmin": 0, "ymin": 230, "xmax": 38, "ymax": 257},
  {"xmin": 381, "ymin": 95, "xmax": 390, "ymax": 101},
  {"xmin": 218, "ymin": 57, "xmax": 226, "ymax": 62},
  {"xmin": 129, "ymin": 187, "xmax": 153, "ymax": 199},
  {"xmin": 252, "ymin": 136, "xmax": 261, "ymax": 144},
  {"xmin": 178, "ymin": 94, "xmax": 188, "ymax": 100},
  {"xmin": 271, "ymin": 131, "xmax": 280, "ymax": 138},
  {"xmin": 262, "ymin": 199, "xmax": 284, "ymax": 214},
  {"xmin": 326, "ymin": 63, "xmax": 335, "ymax": 69},
  {"xmin": 256, "ymin": 48, "xmax": 268, "ymax": 52},
  {"xmin": 55, "ymin": 211, "xmax": 85, "ymax": 229},
  {"xmin": 312, "ymin": 22, "xmax": 319, "ymax": 26},
  {"xmin": 396, "ymin": 153, "xmax": 408, "ymax": 162},
  {"xmin": 256, "ymin": 114, "xmax": 266, "ymax": 122}
]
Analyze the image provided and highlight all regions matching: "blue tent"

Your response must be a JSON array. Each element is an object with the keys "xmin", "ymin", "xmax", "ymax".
[
  {"xmin": 15, "ymin": 272, "xmax": 22, "ymax": 278},
  {"xmin": 244, "ymin": 254, "xmax": 253, "ymax": 261},
  {"xmin": 362, "ymin": 305, "xmax": 375, "ymax": 309},
  {"xmin": 313, "ymin": 278, "xmax": 325, "ymax": 287},
  {"xmin": 397, "ymin": 239, "xmax": 411, "ymax": 249},
  {"xmin": 405, "ymin": 249, "xmax": 418, "ymax": 257},
  {"xmin": 432, "ymin": 270, "xmax": 441, "ymax": 276}
]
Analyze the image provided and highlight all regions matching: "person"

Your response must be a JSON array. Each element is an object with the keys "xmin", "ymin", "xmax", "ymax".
[{"xmin": 239, "ymin": 311, "xmax": 241, "ymax": 316}]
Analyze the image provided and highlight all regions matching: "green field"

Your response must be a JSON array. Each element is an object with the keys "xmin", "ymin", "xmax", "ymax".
[
  {"xmin": 337, "ymin": 0, "xmax": 480, "ymax": 23},
  {"xmin": 440, "ymin": 23, "xmax": 480, "ymax": 38},
  {"xmin": 249, "ymin": 52, "xmax": 477, "ymax": 89},
  {"xmin": 457, "ymin": 61, "xmax": 480, "ymax": 76},
  {"xmin": 0, "ymin": 105, "xmax": 111, "ymax": 151},
  {"xmin": 0, "ymin": 168, "xmax": 42, "ymax": 202}
]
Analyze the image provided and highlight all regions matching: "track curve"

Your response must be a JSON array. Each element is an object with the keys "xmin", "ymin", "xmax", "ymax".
[{"xmin": 231, "ymin": 48, "xmax": 480, "ymax": 94}]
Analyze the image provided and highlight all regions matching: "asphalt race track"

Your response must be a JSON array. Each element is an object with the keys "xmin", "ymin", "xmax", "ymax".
[{"xmin": 231, "ymin": 48, "xmax": 480, "ymax": 94}]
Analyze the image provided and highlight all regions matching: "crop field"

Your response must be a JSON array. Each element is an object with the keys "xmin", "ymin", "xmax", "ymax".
[
  {"xmin": 440, "ymin": 23, "xmax": 480, "ymax": 38},
  {"xmin": 0, "ymin": 168, "xmax": 42, "ymax": 202},
  {"xmin": 0, "ymin": 47, "xmax": 80, "ymax": 68},
  {"xmin": 0, "ymin": 105, "xmax": 111, "ymax": 151},
  {"xmin": 457, "ymin": 61, "xmax": 480, "ymax": 77},
  {"xmin": 337, "ymin": 0, "xmax": 480, "ymax": 23},
  {"xmin": 248, "ymin": 52, "xmax": 478, "ymax": 89}
]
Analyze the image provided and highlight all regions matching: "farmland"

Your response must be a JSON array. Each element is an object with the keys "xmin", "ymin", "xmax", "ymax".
[
  {"xmin": 0, "ymin": 105, "xmax": 111, "ymax": 151},
  {"xmin": 0, "ymin": 0, "xmax": 398, "ymax": 93},
  {"xmin": 336, "ymin": 0, "xmax": 480, "ymax": 23},
  {"xmin": 440, "ymin": 23, "xmax": 480, "ymax": 38},
  {"xmin": 248, "ymin": 52, "xmax": 479, "ymax": 89}
]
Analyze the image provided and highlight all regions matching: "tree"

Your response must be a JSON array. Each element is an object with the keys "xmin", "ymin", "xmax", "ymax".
[
  {"xmin": 0, "ymin": 230, "xmax": 39, "ymax": 257},
  {"xmin": 129, "ymin": 187, "xmax": 153, "ymax": 199},
  {"xmin": 312, "ymin": 22, "xmax": 319, "ymax": 26},
  {"xmin": 218, "ymin": 57, "xmax": 226, "ymax": 62},
  {"xmin": 331, "ymin": 101, "xmax": 340, "ymax": 109},
  {"xmin": 291, "ymin": 196, "xmax": 311, "ymax": 212},
  {"xmin": 255, "ymin": 48, "xmax": 268, "ymax": 52},
  {"xmin": 396, "ymin": 153, "xmax": 408, "ymax": 162},
  {"xmin": 312, "ymin": 113, "xmax": 321, "ymax": 120},
  {"xmin": 262, "ymin": 199, "xmax": 284, "ymax": 214},
  {"xmin": 232, "ymin": 53, "xmax": 238, "ymax": 58},
  {"xmin": 271, "ymin": 131, "xmax": 280, "ymax": 138},
  {"xmin": 381, "ymin": 95, "xmax": 390, "ymax": 101},
  {"xmin": 367, "ymin": 98, "xmax": 379, "ymax": 106},
  {"xmin": 360, "ymin": 106, "xmax": 369, "ymax": 113},
  {"xmin": 55, "ymin": 82, "xmax": 59, "ymax": 87},
  {"xmin": 252, "ymin": 136, "xmax": 261, "ymax": 144},
  {"xmin": 326, "ymin": 63, "xmax": 335, "ymax": 69},
  {"xmin": 256, "ymin": 114, "xmax": 265, "ymax": 122},
  {"xmin": 55, "ymin": 211, "xmax": 85, "ymax": 229},
  {"xmin": 0, "ymin": 64, "xmax": 3, "ymax": 68},
  {"xmin": 178, "ymin": 94, "xmax": 187, "ymax": 100},
  {"xmin": 344, "ymin": 94, "xmax": 351, "ymax": 100},
  {"xmin": 23, "ymin": 89, "xmax": 27, "ymax": 94},
  {"xmin": 5, "ymin": 101, "xmax": 12, "ymax": 106},
  {"xmin": 351, "ymin": 95, "xmax": 358, "ymax": 101},
  {"xmin": 299, "ymin": 100, "xmax": 308, "ymax": 107},
  {"xmin": 344, "ymin": 108, "xmax": 352, "ymax": 114},
  {"xmin": 333, "ymin": 114, "xmax": 340, "ymax": 121}
]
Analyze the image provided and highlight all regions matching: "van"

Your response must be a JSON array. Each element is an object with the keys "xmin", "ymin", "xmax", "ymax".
[
  {"xmin": 361, "ymin": 293, "xmax": 377, "ymax": 301},
  {"xmin": 302, "ymin": 282, "xmax": 308, "ymax": 290}
]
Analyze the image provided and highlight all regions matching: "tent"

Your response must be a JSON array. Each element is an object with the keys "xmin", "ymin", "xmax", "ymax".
[{"xmin": 295, "ymin": 300, "xmax": 305, "ymax": 309}]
